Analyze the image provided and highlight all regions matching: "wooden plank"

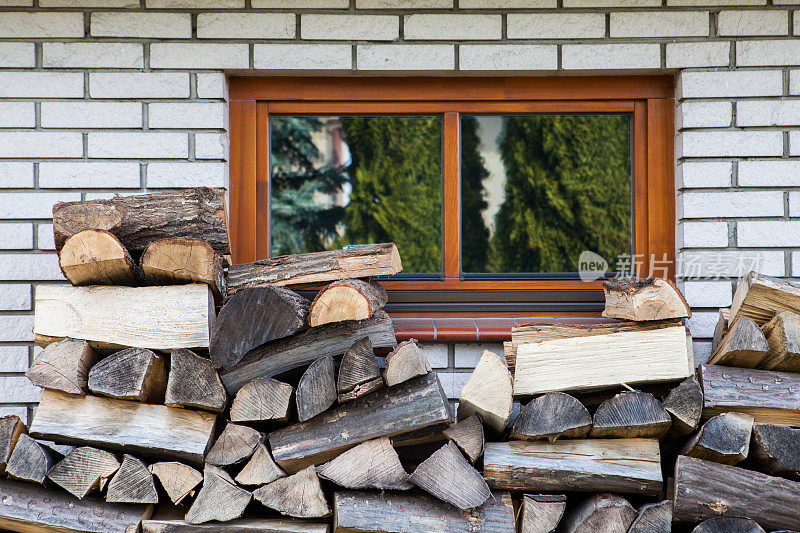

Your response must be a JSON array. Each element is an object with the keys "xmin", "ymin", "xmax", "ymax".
[
  {"xmin": 730, "ymin": 272, "xmax": 800, "ymax": 326},
  {"xmin": 143, "ymin": 519, "xmax": 329, "ymax": 533}
]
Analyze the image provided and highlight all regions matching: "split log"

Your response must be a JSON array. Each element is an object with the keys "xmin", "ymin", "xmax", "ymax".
[
  {"xmin": 230, "ymin": 378, "xmax": 293, "ymax": 424},
  {"xmin": 333, "ymin": 490, "xmax": 516, "ymax": 533},
  {"xmin": 443, "ymin": 414, "xmax": 484, "ymax": 463},
  {"xmin": 34, "ymin": 284, "xmax": 214, "ymax": 351},
  {"xmin": 220, "ymin": 310, "xmax": 396, "ymax": 394},
  {"xmin": 383, "ymin": 339, "xmax": 431, "ymax": 387},
  {"xmin": 682, "ymin": 412, "xmax": 754, "ymax": 465},
  {"xmin": 513, "ymin": 325, "xmax": 693, "ymax": 396},
  {"xmin": 602, "ymin": 276, "xmax": 690, "ymax": 321},
  {"xmin": 309, "ymin": 279, "xmax": 387, "ymax": 327},
  {"xmin": 106, "ymin": 454, "xmax": 158, "ymax": 504},
  {"xmin": 52, "ymin": 187, "xmax": 230, "ymax": 256},
  {"xmin": 731, "ymin": 271, "xmax": 800, "ymax": 326},
  {"xmin": 0, "ymin": 478, "xmax": 153, "ymax": 533},
  {"xmin": 5, "ymin": 434, "xmax": 59, "ymax": 485},
  {"xmin": 628, "ymin": 500, "xmax": 672, "ymax": 533},
  {"xmin": 483, "ymin": 438, "xmax": 662, "ymax": 496},
  {"xmin": 185, "ymin": 465, "xmax": 251, "ymax": 525},
  {"xmin": 760, "ymin": 310, "xmax": 800, "ymax": 371},
  {"xmin": 88, "ymin": 347, "xmax": 166, "ymax": 403},
  {"xmin": 165, "ymin": 349, "xmax": 226, "ymax": 414},
  {"xmin": 673, "ymin": 454, "xmax": 800, "ymax": 530},
  {"xmin": 226, "ymin": 242, "xmax": 401, "ymax": 294},
  {"xmin": 29, "ymin": 389, "xmax": 217, "ymax": 465},
  {"xmin": 143, "ymin": 519, "xmax": 330, "ymax": 533},
  {"xmin": 409, "ymin": 441, "xmax": 490, "ymax": 510},
  {"xmin": 149, "ymin": 461, "xmax": 203, "ymax": 505},
  {"xmin": 269, "ymin": 373, "xmax": 450, "ymax": 473},
  {"xmin": 210, "ymin": 286, "xmax": 309, "ymax": 369},
  {"xmin": 205, "ymin": 422, "xmax": 262, "ymax": 467},
  {"xmin": 662, "ymin": 375, "xmax": 703, "ymax": 436},
  {"xmin": 692, "ymin": 517, "xmax": 765, "ymax": 533},
  {"xmin": 59, "ymin": 229, "xmax": 141, "ymax": 286},
  {"xmin": 457, "ymin": 350, "xmax": 512, "ymax": 433},
  {"xmin": 47, "ymin": 446, "xmax": 120, "ymax": 498},
  {"xmin": 296, "ymin": 356, "xmax": 336, "ymax": 422},
  {"xmin": 520, "ymin": 494, "xmax": 566, "ymax": 533},
  {"xmin": 511, "ymin": 392, "xmax": 591, "ymax": 442},
  {"xmin": 140, "ymin": 237, "xmax": 226, "ymax": 298},
  {"xmin": 317, "ymin": 436, "xmax": 411, "ymax": 490},
  {"xmin": 235, "ymin": 443, "xmax": 284, "ymax": 486},
  {"xmin": 337, "ymin": 337, "xmax": 383, "ymax": 403},
  {"xmin": 26, "ymin": 338, "xmax": 97, "ymax": 395},
  {"xmin": 711, "ymin": 307, "xmax": 730, "ymax": 355},
  {"xmin": 253, "ymin": 466, "xmax": 330, "ymax": 518},
  {"xmin": 0, "ymin": 415, "xmax": 26, "ymax": 475},
  {"xmin": 589, "ymin": 391, "xmax": 671, "ymax": 439},
  {"xmin": 750, "ymin": 423, "xmax": 800, "ymax": 479},
  {"xmin": 707, "ymin": 316, "xmax": 769, "ymax": 368},
  {"xmin": 560, "ymin": 493, "xmax": 636, "ymax": 533}
]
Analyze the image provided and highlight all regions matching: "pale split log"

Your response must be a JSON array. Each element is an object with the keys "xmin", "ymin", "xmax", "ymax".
[
  {"xmin": 750, "ymin": 423, "xmax": 800, "ymax": 479},
  {"xmin": 682, "ymin": 412, "xmax": 754, "ymax": 465},
  {"xmin": 662, "ymin": 375, "xmax": 703, "ymax": 436},
  {"xmin": 628, "ymin": 500, "xmax": 672, "ymax": 533},
  {"xmin": 309, "ymin": 279, "xmax": 388, "ymax": 327},
  {"xmin": 140, "ymin": 237, "xmax": 226, "ymax": 299},
  {"xmin": 253, "ymin": 466, "xmax": 331, "ymax": 519},
  {"xmin": 234, "ymin": 443, "xmax": 285, "ymax": 486},
  {"xmin": 511, "ymin": 392, "xmax": 591, "ymax": 442},
  {"xmin": 149, "ymin": 461, "xmax": 203, "ymax": 505},
  {"xmin": 707, "ymin": 316, "xmax": 769, "ymax": 368},
  {"xmin": 26, "ymin": 338, "xmax": 97, "ymax": 395},
  {"xmin": 383, "ymin": 339, "xmax": 431, "ymax": 387},
  {"xmin": 106, "ymin": 454, "xmax": 158, "ymax": 504},
  {"xmin": 317, "ymin": 436, "xmax": 411, "ymax": 490},
  {"xmin": 602, "ymin": 276, "xmax": 690, "ymax": 321},
  {"xmin": 296, "ymin": 355, "xmax": 337, "ymax": 422},
  {"xmin": 59, "ymin": 228, "xmax": 142, "ymax": 287},
  {"xmin": 205, "ymin": 422, "xmax": 262, "ymax": 467},
  {"xmin": 520, "ymin": 494, "xmax": 566, "ymax": 533},
  {"xmin": 5, "ymin": 434, "xmax": 59, "ymax": 485},
  {"xmin": 443, "ymin": 414, "xmax": 484, "ymax": 463},
  {"xmin": 560, "ymin": 493, "xmax": 636, "ymax": 533},
  {"xmin": 409, "ymin": 441, "xmax": 491, "ymax": 510},
  {"xmin": 88, "ymin": 347, "xmax": 167, "ymax": 403},
  {"xmin": 143, "ymin": 518, "xmax": 330, "ymax": 533},
  {"xmin": 337, "ymin": 337, "xmax": 383, "ymax": 403},
  {"xmin": 0, "ymin": 415, "xmax": 26, "ymax": 475},
  {"xmin": 47, "ymin": 446, "xmax": 120, "ymax": 498},
  {"xmin": 165, "ymin": 349, "xmax": 226, "ymax": 414},
  {"xmin": 589, "ymin": 390, "xmax": 672, "ymax": 439},
  {"xmin": 184, "ymin": 465, "xmax": 251, "ymax": 525},
  {"xmin": 711, "ymin": 307, "xmax": 730, "ymax": 354},
  {"xmin": 230, "ymin": 378, "xmax": 293, "ymax": 424},
  {"xmin": 731, "ymin": 271, "xmax": 800, "ymax": 325},
  {"xmin": 457, "ymin": 350, "xmax": 512, "ymax": 433},
  {"xmin": 692, "ymin": 517, "xmax": 765, "ymax": 533},
  {"xmin": 760, "ymin": 310, "xmax": 800, "ymax": 371}
]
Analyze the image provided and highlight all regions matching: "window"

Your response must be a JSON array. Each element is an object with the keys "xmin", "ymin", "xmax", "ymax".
[{"xmin": 229, "ymin": 77, "xmax": 674, "ymax": 315}]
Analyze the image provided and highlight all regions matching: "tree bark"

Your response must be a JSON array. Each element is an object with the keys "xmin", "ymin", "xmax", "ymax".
[
  {"xmin": 0, "ymin": 415, "xmax": 25, "ymax": 476},
  {"xmin": 589, "ymin": 391, "xmax": 671, "ymax": 439},
  {"xmin": 252, "ymin": 466, "xmax": 330, "ymax": 519},
  {"xmin": 47, "ymin": 446, "xmax": 121, "ymax": 498},
  {"xmin": 143, "ymin": 519, "xmax": 329, "ymax": 533},
  {"xmin": 712, "ymin": 307, "xmax": 730, "ymax": 354},
  {"xmin": 457, "ymin": 350, "xmax": 513, "ymax": 433},
  {"xmin": 309, "ymin": 279, "xmax": 387, "ymax": 327},
  {"xmin": 149, "ymin": 461, "xmax": 203, "ymax": 505},
  {"xmin": 383, "ymin": 339, "xmax": 431, "ymax": 387},
  {"xmin": 106, "ymin": 454, "xmax": 159, "ymax": 504},
  {"xmin": 88, "ymin": 347, "xmax": 166, "ymax": 403},
  {"xmin": 26, "ymin": 338, "xmax": 97, "ymax": 395},
  {"xmin": 234, "ymin": 443, "xmax": 285, "ymax": 486},
  {"xmin": 750, "ymin": 423, "xmax": 800, "ymax": 479},
  {"xmin": 59, "ymin": 228, "xmax": 142, "ymax": 286},
  {"xmin": 165, "ymin": 349, "xmax": 227, "ymax": 414},
  {"xmin": 511, "ymin": 391, "xmax": 591, "ymax": 442},
  {"xmin": 337, "ymin": 337, "xmax": 383, "ymax": 403},
  {"xmin": 296, "ymin": 356, "xmax": 337, "ymax": 422},
  {"xmin": 409, "ymin": 441, "xmax": 491, "ymax": 510},
  {"xmin": 760, "ymin": 310, "xmax": 800, "ymax": 371},
  {"xmin": 681, "ymin": 412, "xmax": 754, "ymax": 465},
  {"xmin": 5, "ymin": 434, "xmax": 60, "ymax": 485},
  {"xmin": 602, "ymin": 276, "xmax": 690, "ymax": 321},
  {"xmin": 140, "ymin": 237, "xmax": 226, "ymax": 299},
  {"xmin": 184, "ymin": 465, "xmax": 251, "ymax": 525},
  {"xmin": 230, "ymin": 378, "xmax": 293, "ymax": 424},
  {"xmin": 443, "ymin": 414, "xmax": 484, "ymax": 463},
  {"xmin": 317, "ymin": 436, "xmax": 411, "ymax": 490},
  {"xmin": 560, "ymin": 493, "xmax": 636, "ymax": 533},
  {"xmin": 707, "ymin": 316, "xmax": 769, "ymax": 368},
  {"xmin": 520, "ymin": 494, "xmax": 566, "ymax": 533},
  {"xmin": 205, "ymin": 422, "xmax": 262, "ymax": 467},
  {"xmin": 662, "ymin": 375, "xmax": 703, "ymax": 436}
]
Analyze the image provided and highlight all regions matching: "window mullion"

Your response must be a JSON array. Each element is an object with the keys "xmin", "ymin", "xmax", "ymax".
[{"xmin": 442, "ymin": 111, "xmax": 461, "ymax": 280}]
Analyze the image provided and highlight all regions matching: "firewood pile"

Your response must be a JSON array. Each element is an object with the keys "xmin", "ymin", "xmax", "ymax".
[{"xmin": 0, "ymin": 187, "xmax": 798, "ymax": 532}]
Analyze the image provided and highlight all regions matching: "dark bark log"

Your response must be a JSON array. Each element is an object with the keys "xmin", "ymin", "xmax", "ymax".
[
  {"xmin": 707, "ymin": 316, "xmax": 769, "ymax": 368},
  {"xmin": 443, "ymin": 413, "xmax": 484, "ymax": 463},
  {"xmin": 730, "ymin": 271, "xmax": 800, "ymax": 325},
  {"xmin": 317, "ymin": 436, "xmax": 411, "ymax": 490},
  {"xmin": 149, "ymin": 461, "xmax": 203, "ymax": 505},
  {"xmin": 106, "ymin": 454, "xmax": 158, "ymax": 504},
  {"xmin": 165, "ymin": 349, "xmax": 226, "ymax": 414},
  {"xmin": 88, "ymin": 347, "xmax": 166, "ymax": 403},
  {"xmin": 750, "ymin": 423, "xmax": 800, "ymax": 479},
  {"xmin": 140, "ymin": 237, "xmax": 226, "ymax": 299},
  {"xmin": 409, "ymin": 441, "xmax": 490, "ymax": 510},
  {"xmin": 712, "ymin": 307, "xmax": 730, "ymax": 355},
  {"xmin": 520, "ymin": 494, "xmax": 566, "ymax": 533},
  {"xmin": 682, "ymin": 412, "xmax": 754, "ymax": 465},
  {"xmin": 760, "ymin": 310, "xmax": 800, "ymax": 371},
  {"xmin": 143, "ymin": 518, "xmax": 330, "ymax": 533},
  {"xmin": 309, "ymin": 279, "xmax": 387, "ymax": 327},
  {"xmin": 337, "ymin": 337, "xmax": 383, "ymax": 403},
  {"xmin": 0, "ymin": 414, "xmax": 26, "ymax": 475},
  {"xmin": 59, "ymin": 228, "xmax": 141, "ymax": 286},
  {"xmin": 47, "ymin": 446, "xmax": 120, "ymax": 498},
  {"xmin": 184, "ymin": 465, "xmax": 251, "ymax": 525},
  {"xmin": 590, "ymin": 391, "xmax": 672, "ymax": 439},
  {"xmin": 457, "ymin": 350, "xmax": 513, "ymax": 433},
  {"xmin": 383, "ymin": 339, "xmax": 431, "ymax": 387},
  {"xmin": 663, "ymin": 375, "xmax": 704, "ymax": 436},
  {"xmin": 26, "ymin": 338, "xmax": 97, "ymax": 395},
  {"xmin": 5, "ymin": 434, "xmax": 59, "ymax": 485},
  {"xmin": 560, "ymin": 493, "xmax": 636, "ymax": 533},
  {"xmin": 253, "ymin": 466, "xmax": 331, "ymax": 518},
  {"xmin": 628, "ymin": 500, "xmax": 672, "ymax": 533},
  {"xmin": 511, "ymin": 391, "xmax": 591, "ymax": 442},
  {"xmin": 205, "ymin": 422, "xmax": 262, "ymax": 467},
  {"xmin": 234, "ymin": 443, "xmax": 285, "ymax": 486},
  {"xmin": 692, "ymin": 517, "xmax": 765, "ymax": 533},
  {"xmin": 602, "ymin": 276, "xmax": 690, "ymax": 321},
  {"xmin": 296, "ymin": 356, "xmax": 336, "ymax": 422},
  {"xmin": 230, "ymin": 378, "xmax": 293, "ymax": 424}
]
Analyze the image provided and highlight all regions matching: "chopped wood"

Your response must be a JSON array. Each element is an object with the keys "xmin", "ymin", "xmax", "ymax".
[
  {"xmin": 317, "ymin": 436, "xmax": 411, "ymax": 490},
  {"xmin": 26, "ymin": 338, "xmax": 97, "ymax": 395},
  {"xmin": 514, "ymin": 325, "xmax": 693, "ymax": 396},
  {"xmin": 149, "ymin": 461, "xmax": 203, "ymax": 505},
  {"xmin": 29, "ymin": 389, "xmax": 217, "ymax": 465},
  {"xmin": 59, "ymin": 228, "xmax": 141, "ymax": 286},
  {"xmin": 628, "ymin": 500, "xmax": 672, "ymax": 533},
  {"xmin": 681, "ymin": 412, "xmax": 754, "ymax": 465},
  {"xmin": 383, "ymin": 339, "xmax": 431, "ymax": 387},
  {"xmin": 296, "ymin": 355, "xmax": 337, "ymax": 422},
  {"xmin": 88, "ymin": 347, "xmax": 166, "ymax": 403},
  {"xmin": 253, "ymin": 466, "xmax": 331, "ymax": 519},
  {"xmin": 409, "ymin": 441, "xmax": 490, "ymax": 510},
  {"xmin": 165, "ymin": 348, "xmax": 226, "ymax": 414},
  {"xmin": 143, "ymin": 518, "xmax": 330, "ymax": 533},
  {"xmin": 205, "ymin": 422, "xmax": 262, "ymax": 467},
  {"xmin": 34, "ymin": 284, "xmax": 215, "ymax": 351},
  {"xmin": 220, "ymin": 310, "xmax": 396, "ymax": 395},
  {"xmin": 589, "ymin": 390, "xmax": 671, "ymax": 439},
  {"xmin": 731, "ymin": 271, "xmax": 800, "ymax": 325},
  {"xmin": 140, "ymin": 237, "xmax": 226, "ymax": 299},
  {"xmin": 52, "ymin": 187, "xmax": 230, "ymax": 256},
  {"xmin": 230, "ymin": 378, "xmax": 293, "ymax": 424},
  {"xmin": 47, "ymin": 446, "xmax": 120, "ymax": 498},
  {"xmin": 184, "ymin": 465, "xmax": 251, "ymax": 525},
  {"xmin": 602, "ymin": 276, "xmax": 690, "ymax": 321},
  {"xmin": 443, "ymin": 414, "xmax": 484, "ymax": 463},
  {"xmin": 226, "ymin": 243, "xmax": 401, "ymax": 294},
  {"xmin": 692, "ymin": 517, "xmax": 766, "ymax": 533},
  {"xmin": 663, "ymin": 375, "xmax": 703, "ymax": 436},
  {"xmin": 711, "ymin": 307, "xmax": 730, "ymax": 354},
  {"xmin": 707, "ymin": 316, "xmax": 769, "ymax": 368},
  {"xmin": 0, "ymin": 414, "xmax": 26, "ymax": 475},
  {"xmin": 560, "ymin": 493, "xmax": 636, "ymax": 533},
  {"xmin": 750, "ymin": 423, "xmax": 800, "ymax": 479},
  {"xmin": 483, "ymin": 439, "xmax": 662, "ymax": 496},
  {"xmin": 309, "ymin": 279, "xmax": 387, "ymax": 327},
  {"xmin": 106, "ymin": 454, "xmax": 158, "ymax": 504},
  {"xmin": 5, "ymin": 434, "xmax": 59, "ymax": 485},
  {"xmin": 234, "ymin": 443, "xmax": 285, "ymax": 486},
  {"xmin": 210, "ymin": 286, "xmax": 309, "ymax": 369},
  {"xmin": 511, "ymin": 391, "xmax": 591, "ymax": 442},
  {"xmin": 457, "ymin": 350, "xmax": 512, "ymax": 433},
  {"xmin": 337, "ymin": 337, "xmax": 383, "ymax": 403},
  {"xmin": 760, "ymin": 310, "xmax": 800, "ymax": 371},
  {"xmin": 269, "ymin": 373, "xmax": 450, "ymax": 473},
  {"xmin": 520, "ymin": 494, "xmax": 566, "ymax": 533}
]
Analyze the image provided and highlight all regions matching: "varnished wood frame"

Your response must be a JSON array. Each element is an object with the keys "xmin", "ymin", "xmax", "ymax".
[{"xmin": 229, "ymin": 76, "xmax": 675, "ymax": 296}]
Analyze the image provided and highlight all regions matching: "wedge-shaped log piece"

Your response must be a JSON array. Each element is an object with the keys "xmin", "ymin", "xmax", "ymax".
[
  {"xmin": 628, "ymin": 500, "xmax": 671, "ymax": 533},
  {"xmin": 253, "ymin": 466, "xmax": 330, "ymax": 518},
  {"xmin": 269, "ymin": 373, "xmax": 450, "ymax": 473},
  {"xmin": 26, "ymin": 338, "xmax": 97, "ymax": 395},
  {"xmin": 143, "ymin": 518, "xmax": 330, "ymax": 533},
  {"xmin": 602, "ymin": 276, "xmax": 690, "ymax": 321},
  {"xmin": 384, "ymin": 339, "xmax": 431, "ymax": 387},
  {"xmin": 296, "ymin": 356, "xmax": 336, "ymax": 422},
  {"xmin": 185, "ymin": 465, "xmax": 251, "ymax": 525},
  {"xmin": 483, "ymin": 439, "xmax": 662, "ymax": 496},
  {"xmin": 165, "ymin": 349, "xmax": 226, "ymax": 414},
  {"xmin": 149, "ymin": 461, "xmax": 202, "ymax": 505},
  {"xmin": 730, "ymin": 271, "xmax": 800, "ymax": 325},
  {"xmin": 590, "ymin": 391, "xmax": 671, "ymax": 439},
  {"xmin": 682, "ymin": 412, "xmax": 754, "ymax": 465},
  {"xmin": 88, "ymin": 347, "xmax": 166, "ymax": 403},
  {"xmin": 692, "ymin": 517, "xmax": 765, "ymax": 533},
  {"xmin": 409, "ymin": 441, "xmax": 490, "ymax": 510},
  {"xmin": 106, "ymin": 454, "xmax": 158, "ymax": 504},
  {"xmin": 210, "ymin": 286, "xmax": 309, "ymax": 369},
  {"xmin": 521, "ymin": 494, "xmax": 566, "ymax": 533},
  {"xmin": 59, "ymin": 228, "xmax": 141, "ymax": 286},
  {"xmin": 663, "ymin": 375, "xmax": 703, "ymax": 436},
  {"xmin": 35, "ymin": 284, "xmax": 214, "ymax": 351},
  {"xmin": 760, "ymin": 311, "xmax": 800, "ymax": 371},
  {"xmin": 47, "ymin": 446, "xmax": 120, "ymax": 498},
  {"xmin": 707, "ymin": 316, "xmax": 769, "ymax": 368},
  {"xmin": 0, "ymin": 414, "xmax": 26, "ymax": 475},
  {"xmin": 511, "ymin": 392, "xmax": 591, "ymax": 442},
  {"xmin": 227, "ymin": 243, "xmax": 401, "ymax": 293},
  {"xmin": 750, "ymin": 423, "xmax": 800, "ymax": 479},
  {"xmin": 53, "ymin": 187, "xmax": 230, "ymax": 256},
  {"xmin": 337, "ymin": 337, "xmax": 383, "ymax": 403},
  {"xmin": 317, "ymin": 436, "xmax": 411, "ymax": 490},
  {"xmin": 334, "ymin": 490, "xmax": 515, "ymax": 533},
  {"xmin": 712, "ymin": 308, "xmax": 730, "ymax": 355},
  {"xmin": 309, "ymin": 279, "xmax": 387, "ymax": 327},
  {"xmin": 673, "ymin": 455, "xmax": 800, "ymax": 531},
  {"xmin": 230, "ymin": 378, "xmax": 293, "ymax": 423},
  {"xmin": 206, "ymin": 422, "xmax": 262, "ymax": 467},
  {"xmin": 514, "ymin": 325, "xmax": 693, "ymax": 396},
  {"xmin": 29, "ymin": 389, "xmax": 217, "ymax": 465},
  {"xmin": 5, "ymin": 434, "xmax": 59, "ymax": 485},
  {"xmin": 221, "ymin": 310, "xmax": 396, "ymax": 394},
  {"xmin": 560, "ymin": 493, "xmax": 636, "ymax": 533},
  {"xmin": 444, "ymin": 414, "xmax": 484, "ymax": 463},
  {"xmin": 141, "ymin": 237, "xmax": 226, "ymax": 299},
  {"xmin": 458, "ymin": 350, "xmax": 512, "ymax": 433},
  {"xmin": 235, "ymin": 443, "xmax": 285, "ymax": 486}
]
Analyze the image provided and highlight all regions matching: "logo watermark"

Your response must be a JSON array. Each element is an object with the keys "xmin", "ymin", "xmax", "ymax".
[{"xmin": 578, "ymin": 251, "xmax": 763, "ymax": 281}]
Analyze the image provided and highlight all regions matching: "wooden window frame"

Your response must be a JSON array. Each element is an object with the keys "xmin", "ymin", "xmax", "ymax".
[{"xmin": 228, "ymin": 76, "xmax": 675, "ymax": 311}]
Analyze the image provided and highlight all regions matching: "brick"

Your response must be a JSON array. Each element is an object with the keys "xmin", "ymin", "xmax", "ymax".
[
  {"xmin": 682, "ymin": 280, "xmax": 733, "ymax": 307},
  {"xmin": 790, "ymin": 192, "xmax": 800, "ymax": 217},
  {"xmin": 739, "ymin": 160, "xmax": 800, "ymax": 187},
  {"xmin": 740, "ymin": 221, "xmax": 800, "ymax": 247},
  {"xmin": 146, "ymin": 0, "xmax": 244, "ymax": 6},
  {"xmin": 37, "ymin": 225, "xmax": 55, "ymax": 251},
  {"xmin": 507, "ymin": 13, "xmax": 605, "ymax": 39},
  {"xmin": 454, "ymin": 342, "xmax": 504, "ymax": 368},
  {"xmin": 88, "ymin": 133, "xmax": 187, "ymax": 160},
  {"xmin": 678, "ymin": 70, "xmax": 782, "ymax": 98},
  {"xmin": 435, "ymin": 371, "xmax": 471, "ymax": 400},
  {"xmin": 253, "ymin": 0, "xmax": 348, "ymax": 6},
  {"xmin": 685, "ymin": 311, "xmax": 718, "ymax": 339},
  {"xmin": 0, "ymin": 254, "xmax": 63, "ymax": 281},
  {"xmin": 0, "ymin": 376, "xmax": 41, "ymax": 403},
  {"xmin": 0, "ymin": 132, "xmax": 83, "ymax": 159},
  {"xmin": 418, "ymin": 342, "xmax": 448, "ymax": 369},
  {"xmin": 0, "ymin": 407, "xmax": 28, "ymax": 424},
  {"xmin": 357, "ymin": 0, "xmax": 451, "ymax": 7},
  {"xmin": 41, "ymin": 0, "xmax": 139, "ymax": 5},
  {"xmin": 0, "ymin": 72, "xmax": 83, "ymax": 98},
  {"xmin": 461, "ymin": 0, "xmax": 555, "ymax": 6},
  {"xmin": 147, "ymin": 163, "xmax": 226, "ymax": 188},
  {"xmin": 90, "ymin": 72, "xmax": 189, "ymax": 99},
  {"xmin": 0, "ymin": 224, "xmax": 32, "ymax": 249},
  {"xmin": 198, "ymin": 13, "xmax": 294, "ymax": 39},
  {"xmin": 195, "ymin": 133, "xmax": 227, "ymax": 160},
  {"xmin": 0, "ymin": 346, "xmax": 29, "ymax": 372},
  {"xmin": 0, "ymin": 12, "xmax": 83, "ymax": 38},
  {"xmin": 693, "ymin": 341, "xmax": 713, "ymax": 366},
  {"xmin": 43, "ymin": 42, "xmax": 143, "ymax": 69},
  {"xmin": 679, "ymin": 161, "xmax": 732, "ymax": 188},
  {"xmin": 679, "ymin": 130, "xmax": 782, "ymax": 157},
  {"xmin": 666, "ymin": 41, "xmax": 730, "ymax": 68},
  {"xmin": 0, "ymin": 42, "xmax": 34, "ymax": 68},
  {"xmin": 677, "ymin": 101, "xmax": 732, "ymax": 128},
  {"xmin": 39, "ymin": 162, "xmax": 141, "ymax": 189},
  {"xmin": 679, "ymin": 250, "xmax": 784, "ymax": 278},
  {"xmin": 196, "ymin": 73, "xmax": 226, "ymax": 99},
  {"xmin": 0, "ymin": 0, "xmax": 30, "ymax": 4},
  {"xmin": 610, "ymin": 11, "xmax": 709, "ymax": 38},
  {"xmin": 678, "ymin": 221, "xmax": 728, "ymax": 248},
  {"xmin": 565, "ymin": 0, "xmax": 659, "ymax": 5},
  {"xmin": 669, "ymin": 0, "xmax": 764, "ymax": 4},
  {"xmin": 41, "ymin": 101, "xmax": 142, "ymax": 129},
  {"xmin": 562, "ymin": 44, "xmax": 660, "ymax": 70},
  {"xmin": 737, "ymin": 40, "xmax": 800, "ymax": 66},
  {"xmin": 718, "ymin": 10, "xmax": 788, "ymax": 36},
  {"xmin": 404, "ymin": 15, "xmax": 502, "ymax": 40},
  {"xmin": 255, "ymin": 44, "xmax": 351, "ymax": 70},
  {"xmin": 357, "ymin": 44, "xmax": 453, "ymax": 70},
  {"xmin": 150, "ymin": 43, "xmax": 249, "ymax": 70},
  {"xmin": 737, "ymin": 100, "xmax": 800, "ymax": 127},
  {"xmin": 91, "ymin": 12, "xmax": 191, "ymax": 38},
  {"xmin": 791, "ymin": 252, "xmax": 800, "ymax": 277},
  {"xmin": 149, "ymin": 102, "xmax": 226, "ymax": 129},
  {"xmin": 0, "ymin": 284, "xmax": 31, "ymax": 310},
  {"xmin": 459, "ymin": 45, "xmax": 557, "ymax": 71},
  {"xmin": 0, "ymin": 163, "xmax": 34, "ymax": 188},
  {"xmin": 301, "ymin": 14, "xmax": 397, "ymax": 41},
  {"xmin": 0, "ymin": 102, "xmax": 34, "ymax": 128},
  {"xmin": 790, "ymin": 131, "xmax": 800, "ymax": 156},
  {"xmin": 0, "ymin": 193, "xmax": 80, "ymax": 220},
  {"xmin": 681, "ymin": 190, "xmax": 783, "ymax": 218}
]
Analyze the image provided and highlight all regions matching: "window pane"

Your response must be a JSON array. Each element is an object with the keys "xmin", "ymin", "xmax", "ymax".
[
  {"xmin": 461, "ymin": 115, "xmax": 632, "ymax": 274},
  {"xmin": 270, "ymin": 115, "xmax": 443, "ymax": 274}
]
